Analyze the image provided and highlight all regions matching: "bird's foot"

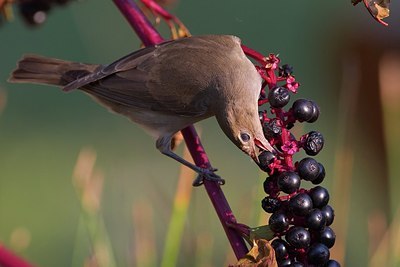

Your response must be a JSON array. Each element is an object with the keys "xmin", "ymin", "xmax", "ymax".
[{"xmin": 192, "ymin": 168, "xmax": 225, "ymax": 187}]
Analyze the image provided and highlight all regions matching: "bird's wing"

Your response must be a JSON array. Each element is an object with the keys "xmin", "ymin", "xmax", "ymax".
[
  {"xmin": 64, "ymin": 35, "xmax": 241, "ymax": 117},
  {"xmin": 62, "ymin": 43, "xmax": 164, "ymax": 92}
]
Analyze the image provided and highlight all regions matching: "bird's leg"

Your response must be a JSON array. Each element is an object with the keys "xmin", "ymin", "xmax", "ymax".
[{"xmin": 156, "ymin": 135, "xmax": 225, "ymax": 186}]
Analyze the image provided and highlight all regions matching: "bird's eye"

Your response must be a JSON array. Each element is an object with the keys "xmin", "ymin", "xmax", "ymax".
[{"xmin": 240, "ymin": 133, "xmax": 251, "ymax": 142}]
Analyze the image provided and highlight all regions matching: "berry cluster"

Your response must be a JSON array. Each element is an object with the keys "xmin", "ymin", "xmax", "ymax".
[
  {"xmin": 255, "ymin": 54, "xmax": 339, "ymax": 266},
  {"xmin": 17, "ymin": 0, "xmax": 74, "ymax": 25}
]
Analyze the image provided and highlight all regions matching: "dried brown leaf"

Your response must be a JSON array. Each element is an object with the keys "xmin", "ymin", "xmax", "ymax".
[
  {"xmin": 362, "ymin": 0, "xmax": 390, "ymax": 25},
  {"xmin": 234, "ymin": 239, "xmax": 278, "ymax": 267}
]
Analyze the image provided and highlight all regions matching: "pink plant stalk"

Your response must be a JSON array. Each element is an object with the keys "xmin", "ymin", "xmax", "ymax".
[{"xmin": 0, "ymin": 245, "xmax": 35, "ymax": 267}]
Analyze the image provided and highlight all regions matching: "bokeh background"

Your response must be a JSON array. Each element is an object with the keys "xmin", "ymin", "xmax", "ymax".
[{"xmin": 1, "ymin": 1, "xmax": 400, "ymax": 266}]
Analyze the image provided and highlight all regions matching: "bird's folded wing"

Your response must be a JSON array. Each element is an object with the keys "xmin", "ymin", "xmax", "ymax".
[
  {"xmin": 66, "ymin": 37, "xmax": 227, "ymax": 117},
  {"xmin": 62, "ymin": 44, "xmax": 160, "ymax": 92}
]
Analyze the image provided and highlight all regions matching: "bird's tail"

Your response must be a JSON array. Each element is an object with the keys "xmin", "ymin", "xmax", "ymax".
[{"xmin": 8, "ymin": 54, "xmax": 98, "ymax": 87}]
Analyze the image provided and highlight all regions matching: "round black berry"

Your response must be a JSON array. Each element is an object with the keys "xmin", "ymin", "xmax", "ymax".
[
  {"xmin": 257, "ymin": 151, "xmax": 276, "ymax": 172},
  {"xmin": 278, "ymin": 258, "xmax": 292, "ymax": 266},
  {"xmin": 321, "ymin": 205, "xmax": 335, "ymax": 226},
  {"xmin": 292, "ymin": 99, "xmax": 314, "ymax": 122},
  {"xmin": 290, "ymin": 262, "xmax": 304, "ymax": 267},
  {"xmin": 319, "ymin": 226, "xmax": 336, "ymax": 248},
  {"xmin": 277, "ymin": 171, "xmax": 301, "ymax": 194},
  {"xmin": 279, "ymin": 64, "xmax": 294, "ymax": 77},
  {"xmin": 263, "ymin": 176, "xmax": 278, "ymax": 196},
  {"xmin": 297, "ymin": 157, "xmax": 320, "ymax": 181},
  {"xmin": 306, "ymin": 209, "xmax": 326, "ymax": 230},
  {"xmin": 308, "ymin": 100, "xmax": 320, "ymax": 123},
  {"xmin": 269, "ymin": 210, "xmax": 290, "ymax": 233},
  {"xmin": 19, "ymin": 2, "xmax": 51, "ymax": 25},
  {"xmin": 263, "ymin": 118, "xmax": 282, "ymax": 139},
  {"xmin": 261, "ymin": 196, "xmax": 281, "ymax": 213},
  {"xmin": 268, "ymin": 86, "xmax": 290, "ymax": 108},
  {"xmin": 271, "ymin": 239, "xmax": 290, "ymax": 261},
  {"xmin": 312, "ymin": 163, "xmax": 326, "ymax": 185},
  {"xmin": 303, "ymin": 131, "xmax": 324, "ymax": 156},
  {"xmin": 286, "ymin": 226, "xmax": 311, "ymax": 249},
  {"xmin": 289, "ymin": 193, "xmax": 313, "ymax": 216},
  {"xmin": 309, "ymin": 186, "xmax": 330, "ymax": 208},
  {"xmin": 307, "ymin": 243, "xmax": 330, "ymax": 266},
  {"xmin": 325, "ymin": 259, "xmax": 341, "ymax": 267}
]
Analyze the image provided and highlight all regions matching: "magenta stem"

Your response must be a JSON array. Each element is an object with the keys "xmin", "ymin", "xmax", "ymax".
[
  {"xmin": 113, "ymin": 0, "xmax": 164, "ymax": 46},
  {"xmin": 0, "ymin": 245, "xmax": 35, "ymax": 267},
  {"xmin": 241, "ymin": 44, "xmax": 266, "ymax": 65},
  {"xmin": 112, "ymin": 0, "xmax": 249, "ymax": 259},
  {"xmin": 181, "ymin": 126, "xmax": 249, "ymax": 257}
]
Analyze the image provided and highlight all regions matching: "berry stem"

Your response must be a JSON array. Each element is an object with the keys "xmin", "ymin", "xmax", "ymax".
[
  {"xmin": 241, "ymin": 44, "xmax": 266, "ymax": 65},
  {"xmin": 113, "ymin": 0, "xmax": 249, "ymax": 259}
]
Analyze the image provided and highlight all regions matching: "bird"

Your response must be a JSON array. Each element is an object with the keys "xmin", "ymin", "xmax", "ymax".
[{"xmin": 9, "ymin": 35, "xmax": 274, "ymax": 186}]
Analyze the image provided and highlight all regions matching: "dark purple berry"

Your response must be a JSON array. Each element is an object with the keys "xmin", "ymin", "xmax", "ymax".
[
  {"xmin": 268, "ymin": 86, "xmax": 290, "ymax": 108},
  {"xmin": 289, "ymin": 193, "xmax": 313, "ymax": 216},
  {"xmin": 321, "ymin": 205, "xmax": 335, "ymax": 226},
  {"xmin": 269, "ymin": 211, "xmax": 290, "ymax": 233},
  {"xmin": 286, "ymin": 226, "xmax": 311, "ymax": 249},
  {"xmin": 319, "ymin": 226, "xmax": 336, "ymax": 248},
  {"xmin": 325, "ymin": 259, "xmax": 341, "ymax": 267},
  {"xmin": 290, "ymin": 262, "xmax": 304, "ymax": 267},
  {"xmin": 263, "ymin": 118, "xmax": 282, "ymax": 139},
  {"xmin": 277, "ymin": 171, "xmax": 301, "ymax": 194},
  {"xmin": 261, "ymin": 196, "xmax": 281, "ymax": 213},
  {"xmin": 297, "ymin": 157, "xmax": 320, "ymax": 181},
  {"xmin": 303, "ymin": 131, "xmax": 324, "ymax": 156},
  {"xmin": 263, "ymin": 176, "xmax": 278, "ymax": 196},
  {"xmin": 308, "ymin": 100, "xmax": 320, "ymax": 123},
  {"xmin": 279, "ymin": 258, "xmax": 292, "ymax": 266},
  {"xmin": 257, "ymin": 151, "xmax": 276, "ymax": 172},
  {"xmin": 292, "ymin": 99, "xmax": 314, "ymax": 122},
  {"xmin": 271, "ymin": 239, "xmax": 290, "ymax": 261},
  {"xmin": 279, "ymin": 64, "xmax": 294, "ymax": 77},
  {"xmin": 19, "ymin": 2, "xmax": 51, "ymax": 25},
  {"xmin": 307, "ymin": 209, "xmax": 326, "ymax": 230},
  {"xmin": 307, "ymin": 243, "xmax": 330, "ymax": 266},
  {"xmin": 309, "ymin": 186, "xmax": 330, "ymax": 208},
  {"xmin": 312, "ymin": 163, "xmax": 326, "ymax": 185}
]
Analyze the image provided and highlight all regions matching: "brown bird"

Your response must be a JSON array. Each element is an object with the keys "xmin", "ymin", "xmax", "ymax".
[{"xmin": 9, "ymin": 35, "xmax": 274, "ymax": 186}]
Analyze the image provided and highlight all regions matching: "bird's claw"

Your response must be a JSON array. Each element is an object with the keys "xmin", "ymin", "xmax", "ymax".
[{"xmin": 192, "ymin": 168, "xmax": 225, "ymax": 187}]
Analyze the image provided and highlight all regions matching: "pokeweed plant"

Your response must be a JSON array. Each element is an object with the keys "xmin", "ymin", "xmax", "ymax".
[
  {"xmin": 113, "ymin": 0, "xmax": 340, "ymax": 266},
  {"xmin": 2, "ymin": 0, "xmax": 391, "ymax": 266}
]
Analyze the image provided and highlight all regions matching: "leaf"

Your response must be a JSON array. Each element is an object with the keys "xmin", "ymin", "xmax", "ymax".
[
  {"xmin": 361, "ymin": 0, "xmax": 390, "ymax": 26},
  {"xmin": 0, "ymin": 0, "xmax": 14, "ymax": 22},
  {"xmin": 234, "ymin": 239, "xmax": 278, "ymax": 267},
  {"xmin": 249, "ymin": 225, "xmax": 275, "ymax": 241}
]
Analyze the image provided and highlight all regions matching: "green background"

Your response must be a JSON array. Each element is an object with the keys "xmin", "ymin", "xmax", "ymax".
[{"xmin": 0, "ymin": 1, "xmax": 399, "ymax": 266}]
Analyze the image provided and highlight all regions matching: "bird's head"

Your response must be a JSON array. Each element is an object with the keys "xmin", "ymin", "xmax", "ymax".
[{"xmin": 216, "ymin": 104, "xmax": 275, "ymax": 164}]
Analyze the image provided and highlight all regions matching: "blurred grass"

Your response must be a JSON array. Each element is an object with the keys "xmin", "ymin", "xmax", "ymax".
[
  {"xmin": 161, "ymin": 141, "xmax": 195, "ymax": 267},
  {"xmin": 0, "ymin": 1, "xmax": 400, "ymax": 266}
]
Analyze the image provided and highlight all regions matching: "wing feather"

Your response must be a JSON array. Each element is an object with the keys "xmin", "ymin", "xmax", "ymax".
[{"xmin": 66, "ymin": 35, "xmax": 242, "ymax": 117}]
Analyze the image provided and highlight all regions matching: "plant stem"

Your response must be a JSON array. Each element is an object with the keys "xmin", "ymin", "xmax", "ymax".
[
  {"xmin": 113, "ymin": 0, "xmax": 163, "ymax": 46},
  {"xmin": 112, "ymin": 0, "xmax": 249, "ymax": 259},
  {"xmin": 0, "ymin": 245, "xmax": 35, "ymax": 267}
]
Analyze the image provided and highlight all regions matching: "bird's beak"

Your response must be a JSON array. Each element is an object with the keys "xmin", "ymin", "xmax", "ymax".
[
  {"xmin": 250, "ymin": 138, "xmax": 274, "ymax": 164},
  {"xmin": 250, "ymin": 143, "xmax": 260, "ymax": 164},
  {"xmin": 254, "ymin": 137, "xmax": 275, "ymax": 153}
]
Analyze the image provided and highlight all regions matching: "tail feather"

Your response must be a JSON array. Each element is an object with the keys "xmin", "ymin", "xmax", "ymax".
[{"xmin": 9, "ymin": 54, "xmax": 99, "ymax": 88}]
